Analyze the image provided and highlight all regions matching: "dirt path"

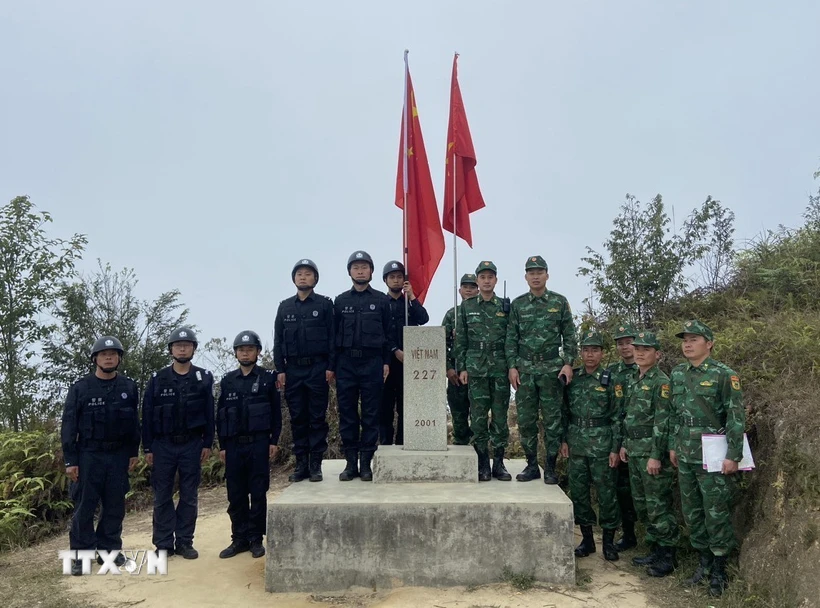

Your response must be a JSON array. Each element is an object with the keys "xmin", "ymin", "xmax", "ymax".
[{"xmin": 1, "ymin": 475, "xmax": 657, "ymax": 608}]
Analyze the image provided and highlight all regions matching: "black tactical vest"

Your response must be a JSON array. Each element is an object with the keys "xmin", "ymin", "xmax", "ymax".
[
  {"xmin": 217, "ymin": 368, "xmax": 275, "ymax": 437},
  {"xmin": 77, "ymin": 375, "xmax": 138, "ymax": 444},
  {"xmin": 151, "ymin": 366, "xmax": 210, "ymax": 435}
]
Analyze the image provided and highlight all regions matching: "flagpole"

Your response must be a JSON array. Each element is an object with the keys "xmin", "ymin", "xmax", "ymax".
[
  {"xmin": 402, "ymin": 49, "xmax": 410, "ymax": 327},
  {"xmin": 452, "ymin": 52, "xmax": 459, "ymax": 340}
]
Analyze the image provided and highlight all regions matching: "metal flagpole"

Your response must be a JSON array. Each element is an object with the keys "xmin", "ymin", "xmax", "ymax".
[
  {"xmin": 402, "ymin": 50, "xmax": 410, "ymax": 328},
  {"xmin": 452, "ymin": 52, "xmax": 459, "ymax": 340}
]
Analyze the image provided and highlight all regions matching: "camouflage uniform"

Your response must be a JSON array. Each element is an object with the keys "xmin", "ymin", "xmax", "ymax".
[
  {"xmin": 608, "ymin": 324, "xmax": 640, "ymax": 545},
  {"xmin": 567, "ymin": 364, "xmax": 621, "ymax": 526},
  {"xmin": 505, "ymin": 255, "xmax": 577, "ymax": 480},
  {"xmin": 443, "ymin": 273, "xmax": 477, "ymax": 446},
  {"xmin": 670, "ymin": 320, "xmax": 745, "ymax": 596},
  {"xmin": 455, "ymin": 262, "xmax": 510, "ymax": 474},
  {"xmin": 622, "ymin": 332, "xmax": 679, "ymax": 562},
  {"xmin": 568, "ymin": 332, "xmax": 621, "ymax": 561}
]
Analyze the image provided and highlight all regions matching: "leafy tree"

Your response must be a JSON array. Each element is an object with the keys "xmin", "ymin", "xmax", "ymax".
[
  {"xmin": 43, "ymin": 260, "xmax": 190, "ymax": 399},
  {"xmin": 0, "ymin": 196, "xmax": 86, "ymax": 431},
  {"xmin": 578, "ymin": 194, "xmax": 731, "ymax": 328}
]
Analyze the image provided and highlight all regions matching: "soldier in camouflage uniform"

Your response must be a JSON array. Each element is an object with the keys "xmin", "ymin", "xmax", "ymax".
[
  {"xmin": 443, "ymin": 273, "xmax": 478, "ymax": 445},
  {"xmin": 670, "ymin": 320, "xmax": 745, "ymax": 598},
  {"xmin": 565, "ymin": 331, "xmax": 621, "ymax": 562},
  {"xmin": 608, "ymin": 323, "xmax": 640, "ymax": 551},
  {"xmin": 505, "ymin": 255, "xmax": 577, "ymax": 484},
  {"xmin": 455, "ymin": 261, "xmax": 511, "ymax": 482},
  {"xmin": 619, "ymin": 331, "xmax": 679, "ymax": 576}
]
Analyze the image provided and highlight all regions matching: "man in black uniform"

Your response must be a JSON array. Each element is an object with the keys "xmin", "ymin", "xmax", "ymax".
[
  {"xmin": 61, "ymin": 336, "xmax": 140, "ymax": 576},
  {"xmin": 334, "ymin": 250, "xmax": 393, "ymax": 482},
  {"xmin": 379, "ymin": 260, "xmax": 429, "ymax": 445},
  {"xmin": 217, "ymin": 330, "xmax": 281, "ymax": 559},
  {"xmin": 274, "ymin": 259, "xmax": 335, "ymax": 483},
  {"xmin": 142, "ymin": 327, "xmax": 214, "ymax": 559}
]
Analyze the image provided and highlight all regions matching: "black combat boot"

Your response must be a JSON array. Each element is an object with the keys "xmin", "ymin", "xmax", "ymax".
[
  {"xmin": 308, "ymin": 453, "xmax": 323, "ymax": 482},
  {"xmin": 339, "ymin": 450, "xmax": 359, "ymax": 481},
  {"xmin": 96, "ymin": 552, "xmax": 126, "ymax": 567},
  {"xmin": 219, "ymin": 540, "xmax": 250, "ymax": 559},
  {"xmin": 647, "ymin": 546, "xmax": 677, "ymax": 577},
  {"xmin": 249, "ymin": 539, "xmax": 265, "ymax": 558},
  {"xmin": 615, "ymin": 519, "xmax": 637, "ymax": 551},
  {"xmin": 288, "ymin": 454, "xmax": 310, "ymax": 482},
  {"xmin": 175, "ymin": 543, "xmax": 199, "ymax": 560},
  {"xmin": 516, "ymin": 453, "xmax": 541, "ymax": 481},
  {"xmin": 543, "ymin": 454, "xmax": 559, "ymax": 485},
  {"xmin": 574, "ymin": 525, "xmax": 596, "ymax": 558},
  {"xmin": 475, "ymin": 446, "xmax": 491, "ymax": 482},
  {"xmin": 491, "ymin": 448, "xmax": 512, "ymax": 481},
  {"xmin": 602, "ymin": 529, "xmax": 619, "ymax": 561},
  {"xmin": 683, "ymin": 551, "xmax": 713, "ymax": 586},
  {"xmin": 359, "ymin": 452, "xmax": 374, "ymax": 481},
  {"xmin": 708, "ymin": 555, "xmax": 728, "ymax": 597},
  {"xmin": 631, "ymin": 544, "xmax": 660, "ymax": 566}
]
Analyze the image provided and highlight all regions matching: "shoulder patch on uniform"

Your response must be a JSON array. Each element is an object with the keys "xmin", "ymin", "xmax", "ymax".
[
  {"xmin": 661, "ymin": 384, "xmax": 670, "ymax": 398},
  {"xmin": 615, "ymin": 384, "xmax": 623, "ymax": 398},
  {"xmin": 730, "ymin": 375, "xmax": 741, "ymax": 391}
]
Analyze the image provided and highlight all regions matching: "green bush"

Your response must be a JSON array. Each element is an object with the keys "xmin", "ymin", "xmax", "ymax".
[{"xmin": 0, "ymin": 430, "xmax": 73, "ymax": 550}]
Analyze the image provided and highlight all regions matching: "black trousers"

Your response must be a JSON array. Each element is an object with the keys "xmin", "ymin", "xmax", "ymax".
[
  {"xmin": 336, "ymin": 354, "xmax": 383, "ymax": 454},
  {"xmin": 151, "ymin": 436, "xmax": 201, "ymax": 549},
  {"xmin": 69, "ymin": 447, "xmax": 129, "ymax": 551},
  {"xmin": 225, "ymin": 437, "xmax": 270, "ymax": 543},
  {"xmin": 285, "ymin": 360, "xmax": 329, "ymax": 456},
  {"xmin": 379, "ymin": 358, "xmax": 404, "ymax": 445}
]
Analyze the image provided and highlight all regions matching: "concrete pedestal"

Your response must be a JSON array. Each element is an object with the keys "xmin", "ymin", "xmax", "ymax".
[
  {"xmin": 371, "ymin": 445, "xmax": 477, "ymax": 483},
  {"xmin": 265, "ymin": 459, "xmax": 575, "ymax": 592}
]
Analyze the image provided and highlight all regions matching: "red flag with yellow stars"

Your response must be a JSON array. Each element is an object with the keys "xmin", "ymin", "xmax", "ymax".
[
  {"xmin": 442, "ymin": 53, "xmax": 485, "ymax": 248},
  {"xmin": 395, "ymin": 51, "xmax": 444, "ymax": 305}
]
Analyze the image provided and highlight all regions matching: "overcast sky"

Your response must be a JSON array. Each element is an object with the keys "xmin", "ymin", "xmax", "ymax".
[{"xmin": 2, "ymin": 1, "xmax": 818, "ymax": 354}]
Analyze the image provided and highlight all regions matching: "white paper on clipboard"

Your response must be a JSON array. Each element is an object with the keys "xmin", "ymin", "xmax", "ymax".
[{"xmin": 701, "ymin": 433, "xmax": 755, "ymax": 473}]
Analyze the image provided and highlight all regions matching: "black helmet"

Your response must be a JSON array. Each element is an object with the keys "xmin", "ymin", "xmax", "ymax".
[
  {"xmin": 168, "ymin": 327, "xmax": 198, "ymax": 349},
  {"xmin": 291, "ymin": 258, "xmax": 319, "ymax": 284},
  {"xmin": 347, "ymin": 250, "xmax": 374, "ymax": 273},
  {"xmin": 382, "ymin": 260, "xmax": 406, "ymax": 280},
  {"xmin": 233, "ymin": 330, "xmax": 262, "ymax": 350},
  {"xmin": 90, "ymin": 335, "xmax": 124, "ymax": 361}
]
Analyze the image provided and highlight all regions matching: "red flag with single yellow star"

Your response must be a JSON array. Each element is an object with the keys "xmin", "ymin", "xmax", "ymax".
[
  {"xmin": 395, "ymin": 52, "xmax": 444, "ymax": 305},
  {"xmin": 442, "ymin": 53, "xmax": 485, "ymax": 248}
]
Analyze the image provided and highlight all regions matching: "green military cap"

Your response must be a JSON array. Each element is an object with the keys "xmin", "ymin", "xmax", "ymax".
[
  {"xmin": 459, "ymin": 273, "xmax": 478, "ymax": 286},
  {"xmin": 675, "ymin": 319, "xmax": 714, "ymax": 341},
  {"xmin": 632, "ymin": 330, "xmax": 660, "ymax": 349},
  {"xmin": 524, "ymin": 255, "xmax": 548, "ymax": 271},
  {"xmin": 613, "ymin": 323, "xmax": 637, "ymax": 340},
  {"xmin": 580, "ymin": 330, "xmax": 604, "ymax": 347},
  {"xmin": 475, "ymin": 261, "xmax": 497, "ymax": 275}
]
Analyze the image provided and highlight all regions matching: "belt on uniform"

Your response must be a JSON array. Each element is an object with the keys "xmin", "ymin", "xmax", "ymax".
[
  {"xmin": 680, "ymin": 415, "xmax": 718, "ymax": 428},
  {"xmin": 169, "ymin": 434, "xmax": 193, "ymax": 444},
  {"xmin": 341, "ymin": 348, "xmax": 380, "ymax": 358},
  {"xmin": 475, "ymin": 341, "xmax": 505, "ymax": 351},
  {"xmin": 519, "ymin": 345, "xmax": 560, "ymax": 362},
  {"xmin": 81, "ymin": 439, "xmax": 123, "ymax": 451},
  {"xmin": 626, "ymin": 426, "xmax": 653, "ymax": 439},
  {"xmin": 571, "ymin": 416, "xmax": 609, "ymax": 429},
  {"xmin": 234, "ymin": 433, "xmax": 268, "ymax": 445},
  {"xmin": 290, "ymin": 355, "xmax": 328, "ymax": 366}
]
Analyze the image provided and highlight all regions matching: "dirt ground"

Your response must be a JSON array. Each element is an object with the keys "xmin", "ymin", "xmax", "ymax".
[{"xmin": 1, "ymin": 476, "xmax": 662, "ymax": 608}]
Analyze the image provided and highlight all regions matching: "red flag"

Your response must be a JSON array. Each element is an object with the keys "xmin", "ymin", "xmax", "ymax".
[
  {"xmin": 395, "ymin": 52, "xmax": 444, "ymax": 305},
  {"xmin": 443, "ymin": 53, "xmax": 486, "ymax": 248}
]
